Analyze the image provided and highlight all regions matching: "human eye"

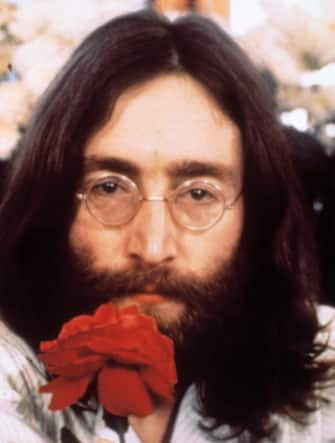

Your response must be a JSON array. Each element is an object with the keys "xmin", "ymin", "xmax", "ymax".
[
  {"xmin": 187, "ymin": 187, "xmax": 215, "ymax": 201},
  {"xmin": 90, "ymin": 177, "xmax": 128, "ymax": 198},
  {"xmin": 177, "ymin": 183, "xmax": 220, "ymax": 205}
]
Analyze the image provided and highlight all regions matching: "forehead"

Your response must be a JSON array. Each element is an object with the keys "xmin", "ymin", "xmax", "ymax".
[{"xmin": 84, "ymin": 73, "xmax": 243, "ymax": 183}]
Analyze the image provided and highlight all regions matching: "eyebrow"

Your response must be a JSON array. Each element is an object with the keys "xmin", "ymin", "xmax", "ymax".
[
  {"xmin": 84, "ymin": 156, "xmax": 140, "ymax": 181},
  {"xmin": 166, "ymin": 159, "xmax": 235, "ymax": 183},
  {"xmin": 83, "ymin": 156, "xmax": 236, "ymax": 184}
]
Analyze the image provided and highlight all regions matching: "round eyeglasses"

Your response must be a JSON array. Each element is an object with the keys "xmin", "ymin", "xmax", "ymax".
[{"xmin": 76, "ymin": 174, "xmax": 242, "ymax": 231}]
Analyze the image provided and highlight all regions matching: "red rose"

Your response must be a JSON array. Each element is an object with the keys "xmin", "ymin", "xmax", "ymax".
[{"xmin": 38, "ymin": 303, "xmax": 177, "ymax": 417}]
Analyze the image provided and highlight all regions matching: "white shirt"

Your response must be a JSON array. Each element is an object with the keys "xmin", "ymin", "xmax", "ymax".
[{"xmin": 0, "ymin": 306, "xmax": 334, "ymax": 443}]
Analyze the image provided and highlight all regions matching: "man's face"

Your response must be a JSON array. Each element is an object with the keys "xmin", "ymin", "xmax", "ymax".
[{"xmin": 68, "ymin": 73, "xmax": 244, "ymax": 338}]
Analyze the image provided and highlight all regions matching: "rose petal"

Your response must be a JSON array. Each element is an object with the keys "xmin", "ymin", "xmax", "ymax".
[
  {"xmin": 86, "ymin": 328, "xmax": 156, "ymax": 356},
  {"xmin": 53, "ymin": 331, "xmax": 101, "ymax": 350},
  {"xmin": 86, "ymin": 326, "xmax": 168, "ymax": 362},
  {"xmin": 97, "ymin": 366, "xmax": 153, "ymax": 417},
  {"xmin": 38, "ymin": 348, "xmax": 89, "ymax": 367},
  {"xmin": 87, "ymin": 341, "xmax": 151, "ymax": 366},
  {"xmin": 58, "ymin": 315, "xmax": 95, "ymax": 339},
  {"xmin": 54, "ymin": 331, "xmax": 100, "ymax": 350},
  {"xmin": 94, "ymin": 303, "xmax": 118, "ymax": 324},
  {"xmin": 39, "ymin": 353, "xmax": 105, "ymax": 377},
  {"xmin": 40, "ymin": 339, "xmax": 58, "ymax": 352},
  {"xmin": 39, "ymin": 374, "xmax": 92, "ymax": 410}
]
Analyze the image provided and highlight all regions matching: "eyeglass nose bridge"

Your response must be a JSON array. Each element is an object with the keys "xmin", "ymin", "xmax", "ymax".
[
  {"xmin": 141, "ymin": 195, "xmax": 167, "ymax": 202},
  {"xmin": 136, "ymin": 194, "xmax": 181, "ymax": 228},
  {"xmin": 138, "ymin": 194, "xmax": 172, "ymax": 214}
]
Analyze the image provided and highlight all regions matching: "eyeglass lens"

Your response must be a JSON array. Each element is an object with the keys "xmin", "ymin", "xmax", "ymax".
[{"xmin": 85, "ymin": 176, "xmax": 225, "ymax": 229}]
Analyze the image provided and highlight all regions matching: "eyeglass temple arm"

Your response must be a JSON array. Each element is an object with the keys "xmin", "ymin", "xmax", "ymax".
[
  {"xmin": 76, "ymin": 193, "xmax": 86, "ymax": 200},
  {"xmin": 226, "ymin": 190, "xmax": 243, "ymax": 210}
]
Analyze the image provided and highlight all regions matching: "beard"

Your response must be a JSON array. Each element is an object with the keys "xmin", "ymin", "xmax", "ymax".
[{"xmin": 54, "ymin": 242, "xmax": 248, "ymax": 392}]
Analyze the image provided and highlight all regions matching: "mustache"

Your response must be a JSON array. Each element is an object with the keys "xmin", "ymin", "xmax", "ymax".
[
  {"xmin": 75, "ymin": 264, "xmax": 226, "ymax": 306},
  {"xmin": 62, "ymin": 248, "xmax": 232, "ymax": 314}
]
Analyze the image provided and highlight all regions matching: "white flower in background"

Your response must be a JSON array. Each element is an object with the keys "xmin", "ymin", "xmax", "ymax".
[
  {"xmin": 300, "ymin": 63, "xmax": 335, "ymax": 87},
  {"xmin": 280, "ymin": 108, "xmax": 309, "ymax": 132},
  {"xmin": 278, "ymin": 85, "xmax": 335, "ymax": 123},
  {"xmin": 0, "ymin": 81, "xmax": 31, "ymax": 125},
  {"xmin": 0, "ymin": 43, "xmax": 13, "ymax": 76},
  {"xmin": 261, "ymin": 2, "xmax": 335, "ymax": 70},
  {"xmin": 239, "ymin": 2, "xmax": 335, "ymax": 85},
  {"xmin": 320, "ymin": 0, "xmax": 335, "ymax": 22},
  {"xmin": 0, "ymin": 0, "xmax": 147, "ymax": 158},
  {"xmin": 238, "ymin": 25, "xmax": 302, "ymax": 84},
  {"xmin": 11, "ymin": 36, "xmax": 72, "ymax": 98},
  {"xmin": 8, "ymin": 0, "xmax": 146, "ymax": 100},
  {"xmin": 0, "ymin": 1, "xmax": 17, "ymax": 76},
  {"xmin": 0, "ymin": 0, "xmax": 16, "ymax": 27},
  {"xmin": 0, "ymin": 121, "xmax": 20, "ymax": 159},
  {"xmin": 7, "ymin": 0, "xmax": 48, "ymax": 41},
  {"xmin": 9, "ymin": 0, "xmax": 145, "ymax": 44}
]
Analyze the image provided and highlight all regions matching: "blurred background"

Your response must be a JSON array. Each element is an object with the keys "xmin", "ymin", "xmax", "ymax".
[{"xmin": 0, "ymin": 0, "xmax": 334, "ymax": 304}]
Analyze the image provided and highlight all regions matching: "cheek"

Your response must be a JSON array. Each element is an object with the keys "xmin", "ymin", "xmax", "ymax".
[
  {"xmin": 188, "ymin": 201, "xmax": 244, "ymax": 276},
  {"xmin": 68, "ymin": 209, "xmax": 124, "ymax": 270}
]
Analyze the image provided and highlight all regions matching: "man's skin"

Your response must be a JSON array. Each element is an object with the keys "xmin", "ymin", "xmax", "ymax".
[{"xmin": 69, "ymin": 73, "xmax": 244, "ymax": 442}]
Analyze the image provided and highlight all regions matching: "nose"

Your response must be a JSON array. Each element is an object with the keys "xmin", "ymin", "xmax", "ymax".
[{"xmin": 125, "ymin": 199, "xmax": 178, "ymax": 266}]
